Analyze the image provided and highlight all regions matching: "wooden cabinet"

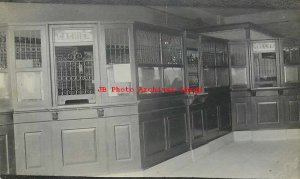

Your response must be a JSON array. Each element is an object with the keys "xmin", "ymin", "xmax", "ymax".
[
  {"xmin": 283, "ymin": 95, "xmax": 300, "ymax": 127},
  {"xmin": 106, "ymin": 115, "xmax": 141, "ymax": 173},
  {"xmin": 14, "ymin": 122, "xmax": 53, "ymax": 175},
  {"xmin": 139, "ymin": 108, "xmax": 188, "ymax": 169}
]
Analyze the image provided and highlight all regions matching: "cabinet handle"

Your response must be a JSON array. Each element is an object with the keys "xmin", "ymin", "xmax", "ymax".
[
  {"xmin": 97, "ymin": 109, "xmax": 104, "ymax": 117},
  {"xmin": 52, "ymin": 112, "xmax": 58, "ymax": 121}
]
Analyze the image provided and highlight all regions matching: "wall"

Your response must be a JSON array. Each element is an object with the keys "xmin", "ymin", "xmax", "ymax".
[{"xmin": 0, "ymin": 2, "xmax": 197, "ymax": 29}]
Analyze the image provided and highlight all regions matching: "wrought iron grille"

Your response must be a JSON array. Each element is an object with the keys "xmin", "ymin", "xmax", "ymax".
[
  {"xmin": 14, "ymin": 30, "xmax": 42, "ymax": 68},
  {"xmin": 230, "ymin": 43, "xmax": 246, "ymax": 66},
  {"xmin": 55, "ymin": 46, "xmax": 94, "ymax": 96},
  {"xmin": 202, "ymin": 42, "xmax": 215, "ymax": 67},
  {"xmin": 0, "ymin": 32, "xmax": 7, "ymax": 69},
  {"xmin": 136, "ymin": 30, "xmax": 161, "ymax": 65},
  {"xmin": 216, "ymin": 42, "xmax": 228, "ymax": 66},
  {"xmin": 105, "ymin": 28, "xmax": 130, "ymax": 64},
  {"xmin": 161, "ymin": 34, "xmax": 182, "ymax": 64}
]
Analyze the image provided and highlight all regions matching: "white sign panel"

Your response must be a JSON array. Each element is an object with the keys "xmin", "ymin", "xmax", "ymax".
[
  {"xmin": 54, "ymin": 29, "xmax": 93, "ymax": 43},
  {"xmin": 252, "ymin": 42, "xmax": 276, "ymax": 53}
]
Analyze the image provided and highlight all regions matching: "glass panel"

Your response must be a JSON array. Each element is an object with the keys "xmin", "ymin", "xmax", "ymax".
[
  {"xmin": 163, "ymin": 67, "xmax": 183, "ymax": 91},
  {"xmin": 136, "ymin": 30, "xmax": 160, "ymax": 65},
  {"xmin": 253, "ymin": 52, "xmax": 277, "ymax": 87},
  {"xmin": 0, "ymin": 73, "xmax": 9, "ymax": 99},
  {"xmin": 107, "ymin": 64, "xmax": 132, "ymax": 96},
  {"xmin": 231, "ymin": 68, "xmax": 247, "ymax": 86},
  {"xmin": 216, "ymin": 42, "xmax": 228, "ymax": 66},
  {"xmin": 230, "ymin": 42, "xmax": 246, "ymax": 66},
  {"xmin": 55, "ymin": 46, "xmax": 94, "ymax": 96},
  {"xmin": 138, "ymin": 67, "xmax": 162, "ymax": 91},
  {"xmin": 105, "ymin": 28, "xmax": 132, "ymax": 96},
  {"xmin": 202, "ymin": 42, "xmax": 215, "ymax": 67},
  {"xmin": 187, "ymin": 49, "xmax": 199, "ymax": 87},
  {"xmin": 15, "ymin": 30, "xmax": 41, "ymax": 68},
  {"xmin": 17, "ymin": 71, "xmax": 42, "ymax": 101},
  {"xmin": 203, "ymin": 68, "xmax": 216, "ymax": 87},
  {"xmin": 105, "ymin": 28, "xmax": 130, "ymax": 64},
  {"xmin": 217, "ymin": 68, "xmax": 229, "ymax": 87},
  {"xmin": 161, "ymin": 34, "xmax": 182, "ymax": 64},
  {"xmin": 284, "ymin": 66, "xmax": 299, "ymax": 83},
  {"xmin": 0, "ymin": 32, "xmax": 7, "ymax": 69},
  {"xmin": 192, "ymin": 111, "xmax": 204, "ymax": 139}
]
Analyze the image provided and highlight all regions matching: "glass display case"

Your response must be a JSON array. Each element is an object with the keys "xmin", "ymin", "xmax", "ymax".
[
  {"xmin": 282, "ymin": 39, "xmax": 300, "ymax": 85},
  {"xmin": 251, "ymin": 40, "xmax": 280, "ymax": 88},
  {"xmin": 135, "ymin": 25, "xmax": 184, "ymax": 96},
  {"xmin": 202, "ymin": 36, "xmax": 229, "ymax": 88}
]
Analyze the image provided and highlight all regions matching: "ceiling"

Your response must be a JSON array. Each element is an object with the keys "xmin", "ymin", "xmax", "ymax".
[
  {"xmin": 5, "ymin": 0, "xmax": 300, "ymax": 9},
  {"xmin": 4, "ymin": 0, "xmax": 300, "ymax": 39}
]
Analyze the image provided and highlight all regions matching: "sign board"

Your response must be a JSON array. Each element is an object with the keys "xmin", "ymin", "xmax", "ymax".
[
  {"xmin": 54, "ymin": 29, "xmax": 93, "ymax": 43},
  {"xmin": 252, "ymin": 41, "xmax": 276, "ymax": 53}
]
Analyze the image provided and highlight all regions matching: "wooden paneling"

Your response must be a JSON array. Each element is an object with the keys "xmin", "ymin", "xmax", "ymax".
[
  {"xmin": 219, "ymin": 102, "xmax": 231, "ymax": 130},
  {"xmin": 231, "ymin": 97, "xmax": 252, "ymax": 130},
  {"xmin": 14, "ymin": 122, "xmax": 52, "ymax": 175},
  {"xmin": 283, "ymin": 96, "xmax": 300, "ymax": 127},
  {"xmin": 139, "ymin": 108, "xmax": 189, "ymax": 169},
  {"xmin": 251, "ymin": 96, "xmax": 283, "ymax": 129},
  {"xmin": 287, "ymin": 101, "xmax": 300, "ymax": 122},
  {"xmin": 257, "ymin": 102, "xmax": 279, "ymax": 123},
  {"xmin": 106, "ymin": 115, "xmax": 141, "ymax": 173},
  {"xmin": 143, "ymin": 117, "xmax": 167, "ymax": 157},
  {"xmin": 61, "ymin": 128, "xmax": 98, "ymax": 166},
  {"xmin": 167, "ymin": 112, "xmax": 188, "ymax": 149},
  {"xmin": 0, "ymin": 125, "xmax": 14, "ymax": 174},
  {"xmin": 52, "ymin": 119, "xmax": 107, "ymax": 176}
]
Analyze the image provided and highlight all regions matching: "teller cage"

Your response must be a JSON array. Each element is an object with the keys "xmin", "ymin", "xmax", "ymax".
[{"xmin": 0, "ymin": 21, "xmax": 299, "ymax": 176}]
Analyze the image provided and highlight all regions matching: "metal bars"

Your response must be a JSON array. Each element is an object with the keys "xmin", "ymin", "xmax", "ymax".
[
  {"xmin": 55, "ymin": 46, "xmax": 94, "ymax": 96},
  {"xmin": 105, "ymin": 28, "xmax": 130, "ymax": 64},
  {"xmin": 14, "ymin": 30, "xmax": 42, "ymax": 68},
  {"xmin": 136, "ymin": 30, "xmax": 160, "ymax": 65}
]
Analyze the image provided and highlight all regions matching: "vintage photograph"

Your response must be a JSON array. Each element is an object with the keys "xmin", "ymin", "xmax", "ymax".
[{"xmin": 0, "ymin": 0, "xmax": 299, "ymax": 178}]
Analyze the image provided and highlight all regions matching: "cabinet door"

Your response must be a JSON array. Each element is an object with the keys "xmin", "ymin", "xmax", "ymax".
[
  {"xmin": 14, "ymin": 122, "xmax": 53, "ymax": 175},
  {"xmin": 139, "ymin": 112, "xmax": 167, "ymax": 169},
  {"xmin": 166, "ymin": 110, "xmax": 189, "ymax": 156},
  {"xmin": 204, "ymin": 104, "xmax": 219, "ymax": 131},
  {"xmin": 219, "ymin": 102, "xmax": 231, "ymax": 131},
  {"xmin": 52, "ymin": 119, "xmax": 107, "ymax": 176},
  {"xmin": 10, "ymin": 26, "xmax": 51, "ymax": 109},
  {"xmin": 0, "ymin": 125, "xmax": 14, "ymax": 174},
  {"xmin": 231, "ymin": 97, "xmax": 252, "ymax": 130},
  {"xmin": 283, "ymin": 95, "xmax": 300, "ymax": 126},
  {"xmin": 251, "ymin": 96, "xmax": 284, "ymax": 129},
  {"xmin": 106, "ymin": 115, "xmax": 141, "ymax": 173},
  {"xmin": 190, "ymin": 108, "xmax": 206, "ymax": 148}
]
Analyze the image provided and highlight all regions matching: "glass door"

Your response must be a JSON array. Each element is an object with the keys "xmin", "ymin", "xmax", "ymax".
[{"xmin": 251, "ymin": 40, "xmax": 280, "ymax": 88}]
